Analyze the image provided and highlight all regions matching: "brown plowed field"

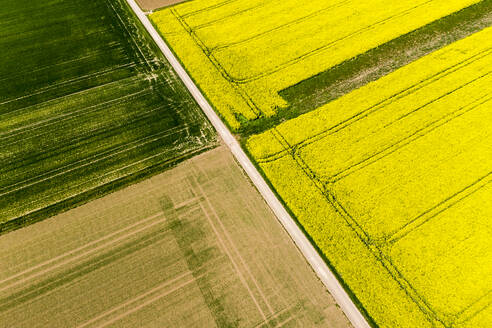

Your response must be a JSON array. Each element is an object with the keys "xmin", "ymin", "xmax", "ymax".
[
  {"xmin": 137, "ymin": 0, "xmax": 188, "ymax": 11},
  {"xmin": 0, "ymin": 146, "xmax": 350, "ymax": 328}
]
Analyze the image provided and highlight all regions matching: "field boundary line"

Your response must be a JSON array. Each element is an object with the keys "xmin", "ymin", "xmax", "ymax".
[
  {"xmin": 124, "ymin": 1, "xmax": 371, "ymax": 327},
  {"xmin": 454, "ymin": 290, "xmax": 492, "ymax": 325}
]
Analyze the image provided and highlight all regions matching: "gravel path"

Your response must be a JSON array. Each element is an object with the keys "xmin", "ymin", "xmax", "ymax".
[{"xmin": 124, "ymin": 1, "xmax": 371, "ymax": 327}]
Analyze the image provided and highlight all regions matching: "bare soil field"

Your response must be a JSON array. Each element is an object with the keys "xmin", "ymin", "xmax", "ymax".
[
  {"xmin": 0, "ymin": 146, "xmax": 350, "ymax": 328},
  {"xmin": 137, "ymin": 0, "xmax": 188, "ymax": 11}
]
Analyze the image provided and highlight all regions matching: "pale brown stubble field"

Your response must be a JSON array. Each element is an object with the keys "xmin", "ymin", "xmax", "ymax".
[
  {"xmin": 0, "ymin": 146, "xmax": 350, "ymax": 328},
  {"xmin": 137, "ymin": 0, "xmax": 188, "ymax": 11}
]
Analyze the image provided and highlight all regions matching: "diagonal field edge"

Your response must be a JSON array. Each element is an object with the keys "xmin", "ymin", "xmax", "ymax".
[{"xmin": 124, "ymin": 0, "xmax": 371, "ymax": 327}]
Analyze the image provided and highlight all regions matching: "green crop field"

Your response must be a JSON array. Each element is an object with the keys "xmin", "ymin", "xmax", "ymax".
[
  {"xmin": 0, "ymin": 0, "xmax": 215, "ymax": 231},
  {"xmin": 247, "ymin": 28, "xmax": 492, "ymax": 327}
]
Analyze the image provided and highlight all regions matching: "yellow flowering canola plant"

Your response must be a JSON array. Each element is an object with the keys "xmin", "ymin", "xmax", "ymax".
[
  {"xmin": 151, "ymin": 0, "xmax": 481, "ymax": 129},
  {"xmin": 247, "ymin": 27, "xmax": 492, "ymax": 328}
]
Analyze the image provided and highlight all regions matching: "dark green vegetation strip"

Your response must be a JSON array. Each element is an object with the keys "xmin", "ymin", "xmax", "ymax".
[
  {"xmin": 239, "ymin": 0, "xmax": 492, "ymax": 137},
  {"xmin": 0, "ymin": 0, "xmax": 216, "ymax": 232}
]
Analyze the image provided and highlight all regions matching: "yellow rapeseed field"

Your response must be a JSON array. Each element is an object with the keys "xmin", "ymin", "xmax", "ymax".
[
  {"xmin": 151, "ymin": 0, "xmax": 481, "ymax": 129},
  {"xmin": 247, "ymin": 27, "xmax": 492, "ymax": 328}
]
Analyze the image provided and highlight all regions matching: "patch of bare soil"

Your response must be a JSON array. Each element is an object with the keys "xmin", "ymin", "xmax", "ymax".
[{"xmin": 137, "ymin": 0, "xmax": 188, "ymax": 11}]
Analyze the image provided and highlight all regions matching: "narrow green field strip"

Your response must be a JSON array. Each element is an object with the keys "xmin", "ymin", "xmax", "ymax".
[
  {"xmin": 247, "ymin": 27, "xmax": 492, "ymax": 328},
  {"xmin": 0, "ymin": 0, "xmax": 216, "ymax": 231},
  {"xmin": 255, "ymin": 0, "xmax": 492, "ymax": 136},
  {"xmin": 255, "ymin": 50, "xmax": 492, "ymax": 165},
  {"xmin": 250, "ymin": 28, "xmax": 492, "ymax": 155},
  {"xmin": 153, "ymin": 0, "xmax": 483, "ymax": 129}
]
